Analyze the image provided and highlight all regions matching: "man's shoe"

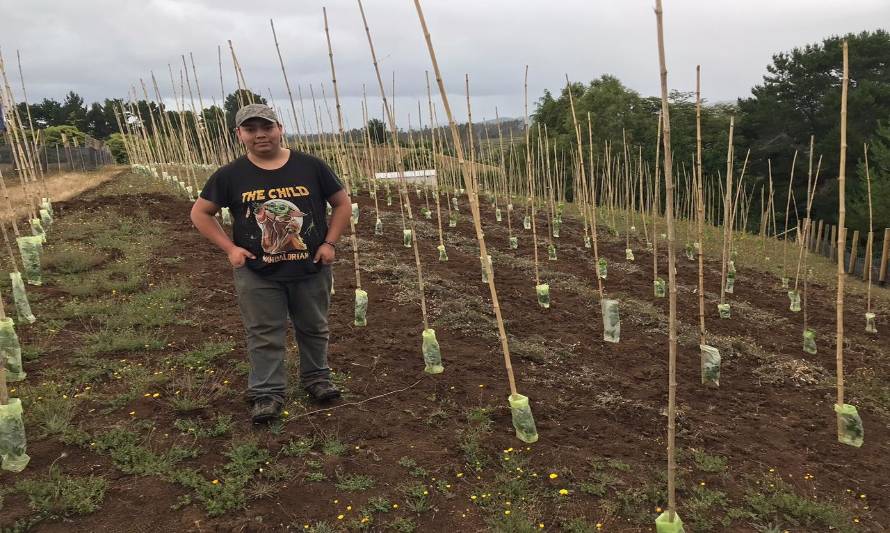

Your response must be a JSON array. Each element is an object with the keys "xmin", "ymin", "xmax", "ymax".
[
  {"xmin": 251, "ymin": 398, "xmax": 283, "ymax": 424},
  {"xmin": 305, "ymin": 381, "xmax": 341, "ymax": 402}
]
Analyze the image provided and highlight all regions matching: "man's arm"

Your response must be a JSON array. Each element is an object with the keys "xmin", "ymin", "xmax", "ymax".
[
  {"xmin": 313, "ymin": 189, "xmax": 351, "ymax": 264},
  {"xmin": 190, "ymin": 198, "xmax": 255, "ymax": 267}
]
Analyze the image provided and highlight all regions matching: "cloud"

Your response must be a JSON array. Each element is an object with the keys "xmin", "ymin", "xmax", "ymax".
[{"xmin": 2, "ymin": 0, "xmax": 887, "ymax": 130}]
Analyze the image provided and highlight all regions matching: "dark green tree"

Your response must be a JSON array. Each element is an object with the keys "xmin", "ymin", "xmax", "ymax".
[
  {"xmin": 106, "ymin": 132, "xmax": 130, "ymax": 163},
  {"xmin": 60, "ymin": 91, "xmax": 87, "ymax": 130},
  {"xmin": 367, "ymin": 118, "xmax": 386, "ymax": 144},
  {"xmin": 852, "ymin": 120, "xmax": 890, "ymax": 235},
  {"xmin": 737, "ymin": 30, "xmax": 890, "ymax": 230},
  {"xmin": 223, "ymin": 90, "xmax": 267, "ymax": 130},
  {"xmin": 43, "ymin": 125, "xmax": 86, "ymax": 146}
]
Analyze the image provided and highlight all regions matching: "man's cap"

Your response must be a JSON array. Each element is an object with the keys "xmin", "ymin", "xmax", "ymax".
[{"xmin": 235, "ymin": 104, "xmax": 279, "ymax": 127}]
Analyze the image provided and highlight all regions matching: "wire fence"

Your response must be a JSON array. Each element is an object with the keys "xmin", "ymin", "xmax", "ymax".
[{"xmin": 0, "ymin": 144, "xmax": 115, "ymax": 173}]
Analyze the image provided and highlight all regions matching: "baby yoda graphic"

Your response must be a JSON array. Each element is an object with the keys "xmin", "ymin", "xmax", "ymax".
[{"xmin": 254, "ymin": 199, "xmax": 308, "ymax": 254}]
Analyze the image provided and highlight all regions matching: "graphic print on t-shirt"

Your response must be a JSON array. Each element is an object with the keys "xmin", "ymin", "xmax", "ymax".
[{"xmin": 254, "ymin": 199, "xmax": 308, "ymax": 254}]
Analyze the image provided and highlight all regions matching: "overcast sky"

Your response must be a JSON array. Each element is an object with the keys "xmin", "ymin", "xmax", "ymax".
[{"xmin": 2, "ymin": 0, "xmax": 887, "ymax": 132}]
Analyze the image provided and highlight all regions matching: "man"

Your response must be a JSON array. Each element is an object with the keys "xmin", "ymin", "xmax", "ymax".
[{"xmin": 191, "ymin": 103, "xmax": 351, "ymax": 423}]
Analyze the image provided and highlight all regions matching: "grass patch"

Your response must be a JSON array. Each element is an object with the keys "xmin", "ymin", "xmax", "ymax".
[
  {"xmin": 335, "ymin": 470, "xmax": 375, "ymax": 492},
  {"xmin": 691, "ymin": 449, "xmax": 728, "ymax": 474},
  {"xmin": 28, "ymin": 393, "xmax": 77, "ymax": 438},
  {"xmin": 173, "ymin": 414, "xmax": 234, "ymax": 439},
  {"xmin": 281, "ymin": 436, "xmax": 315, "ymax": 457},
  {"xmin": 321, "ymin": 436, "xmax": 347, "ymax": 457},
  {"xmin": 741, "ymin": 474, "xmax": 856, "ymax": 532},
  {"xmin": 172, "ymin": 341, "xmax": 235, "ymax": 370},
  {"xmin": 459, "ymin": 406, "xmax": 492, "ymax": 471},
  {"xmin": 15, "ymin": 467, "xmax": 107, "ymax": 518},
  {"xmin": 43, "ymin": 245, "xmax": 108, "ymax": 274}
]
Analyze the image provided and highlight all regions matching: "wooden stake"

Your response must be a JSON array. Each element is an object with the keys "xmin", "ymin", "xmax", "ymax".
[{"xmin": 879, "ymin": 228, "xmax": 890, "ymax": 284}]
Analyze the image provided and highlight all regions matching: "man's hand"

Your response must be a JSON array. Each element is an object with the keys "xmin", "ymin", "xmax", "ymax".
[
  {"xmin": 313, "ymin": 242, "xmax": 336, "ymax": 265},
  {"xmin": 228, "ymin": 246, "xmax": 256, "ymax": 268}
]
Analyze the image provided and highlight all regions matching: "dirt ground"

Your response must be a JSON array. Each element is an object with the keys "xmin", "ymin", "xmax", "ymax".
[
  {"xmin": 0, "ymin": 166, "xmax": 125, "ymax": 219},
  {"xmin": 0, "ymin": 171, "xmax": 887, "ymax": 532}
]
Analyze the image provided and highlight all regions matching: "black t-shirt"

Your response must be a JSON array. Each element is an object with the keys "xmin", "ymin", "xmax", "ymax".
[{"xmin": 200, "ymin": 150, "xmax": 343, "ymax": 281}]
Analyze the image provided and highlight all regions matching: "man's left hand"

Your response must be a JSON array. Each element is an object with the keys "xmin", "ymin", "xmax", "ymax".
[{"xmin": 314, "ymin": 242, "xmax": 336, "ymax": 264}]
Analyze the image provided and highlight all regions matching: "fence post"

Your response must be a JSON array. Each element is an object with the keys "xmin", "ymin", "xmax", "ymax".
[
  {"xmin": 880, "ymin": 228, "xmax": 890, "ymax": 284},
  {"xmin": 815, "ymin": 220, "xmax": 824, "ymax": 252},
  {"xmin": 848, "ymin": 229, "xmax": 860, "ymax": 274},
  {"xmin": 826, "ymin": 225, "xmax": 837, "ymax": 260},
  {"xmin": 863, "ymin": 231, "xmax": 873, "ymax": 281}
]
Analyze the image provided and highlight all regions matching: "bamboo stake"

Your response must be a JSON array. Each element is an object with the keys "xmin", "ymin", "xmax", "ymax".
[
  {"xmin": 323, "ymin": 7, "xmax": 362, "ymax": 293},
  {"xmin": 565, "ymin": 77, "xmax": 603, "ymax": 298},
  {"xmin": 357, "ymin": 0, "xmax": 430, "ymax": 331},
  {"xmin": 654, "ymin": 0, "xmax": 680, "ymax": 523},
  {"xmin": 653, "ymin": 111, "xmax": 662, "ymax": 290},
  {"xmin": 524, "ymin": 67, "xmax": 541, "ymax": 287},
  {"xmin": 836, "ymin": 40, "xmax": 849, "ymax": 428},
  {"xmin": 781, "ymin": 152, "xmax": 799, "ymax": 284},
  {"xmin": 720, "ymin": 117, "xmax": 734, "ymax": 305},
  {"xmin": 426, "ymin": 73, "xmax": 446, "ymax": 252},
  {"xmin": 414, "ymin": 0, "xmax": 521, "ymax": 397},
  {"xmin": 696, "ymin": 66, "xmax": 706, "ymax": 343},
  {"xmin": 864, "ymin": 144, "xmax": 873, "ymax": 313}
]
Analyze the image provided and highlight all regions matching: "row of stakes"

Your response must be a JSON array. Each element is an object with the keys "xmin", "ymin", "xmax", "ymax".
[
  {"xmin": 135, "ymin": 163, "xmax": 866, "ymax": 451},
  {"xmin": 1, "ymin": 196, "xmax": 55, "ymax": 473}
]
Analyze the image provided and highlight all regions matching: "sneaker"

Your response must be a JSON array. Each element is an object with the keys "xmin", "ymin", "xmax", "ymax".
[
  {"xmin": 305, "ymin": 380, "xmax": 341, "ymax": 402},
  {"xmin": 251, "ymin": 397, "xmax": 283, "ymax": 424}
]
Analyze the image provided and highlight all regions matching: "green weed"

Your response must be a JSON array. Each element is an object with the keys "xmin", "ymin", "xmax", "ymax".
[{"xmin": 15, "ymin": 467, "xmax": 107, "ymax": 518}]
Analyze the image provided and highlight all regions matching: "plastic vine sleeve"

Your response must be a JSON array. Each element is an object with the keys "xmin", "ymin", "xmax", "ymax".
[
  {"xmin": 508, "ymin": 393, "xmax": 539, "ymax": 443},
  {"xmin": 421, "ymin": 328, "xmax": 444, "ymax": 374},
  {"xmin": 354, "ymin": 289, "xmax": 368, "ymax": 327}
]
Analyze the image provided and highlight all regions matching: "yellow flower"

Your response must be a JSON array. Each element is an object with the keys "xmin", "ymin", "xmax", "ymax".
[
  {"xmin": 212, "ymin": 479, "xmax": 219, "ymax": 484},
  {"xmin": 283, "ymin": 411, "xmax": 290, "ymax": 416},
  {"xmin": 504, "ymin": 510, "xmax": 511, "ymax": 516},
  {"xmin": 538, "ymin": 524, "xmax": 545, "ymax": 529},
  {"xmin": 392, "ymin": 504, "xmax": 399, "ymax": 509},
  {"xmin": 129, "ymin": 411, "xmax": 136, "ymax": 416},
  {"xmin": 337, "ymin": 514, "xmax": 344, "ymax": 520},
  {"xmin": 346, "ymin": 506, "xmax": 352, "ymax": 511},
  {"xmin": 558, "ymin": 489, "xmax": 569, "ymax": 495},
  {"xmin": 656, "ymin": 507, "xmax": 663, "ymax": 513},
  {"xmin": 152, "ymin": 393, "xmax": 160, "ymax": 398},
  {"xmin": 456, "ymin": 472, "xmax": 464, "ymax": 478},
  {"xmin": 549, "ymin": 473, "xmax": 558, "ymax": 479},
  {"xmin": 471, "ymin": 495, "xmax": 477, "ymax": 501}
]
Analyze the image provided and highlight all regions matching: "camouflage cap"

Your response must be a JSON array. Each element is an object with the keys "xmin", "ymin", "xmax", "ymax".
[{"xmin": 235, "ymin": 103, "xmax": 279, "ymax": 127}]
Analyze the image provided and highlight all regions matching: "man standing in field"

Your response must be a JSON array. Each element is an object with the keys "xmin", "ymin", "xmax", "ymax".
[{"xmin": 191, "ymin": 103, "xmax": 351, "ymax": 423}]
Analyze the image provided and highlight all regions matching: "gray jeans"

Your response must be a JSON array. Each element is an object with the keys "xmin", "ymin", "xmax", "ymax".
[{"xmin": 232, "ymin": 265, "xmax": 333, "ymax": 404}]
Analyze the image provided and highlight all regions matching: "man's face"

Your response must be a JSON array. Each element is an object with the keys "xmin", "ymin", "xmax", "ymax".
[{"xmin": 237, "ymin": 118, "xmax": 282, "ymax": 156}]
